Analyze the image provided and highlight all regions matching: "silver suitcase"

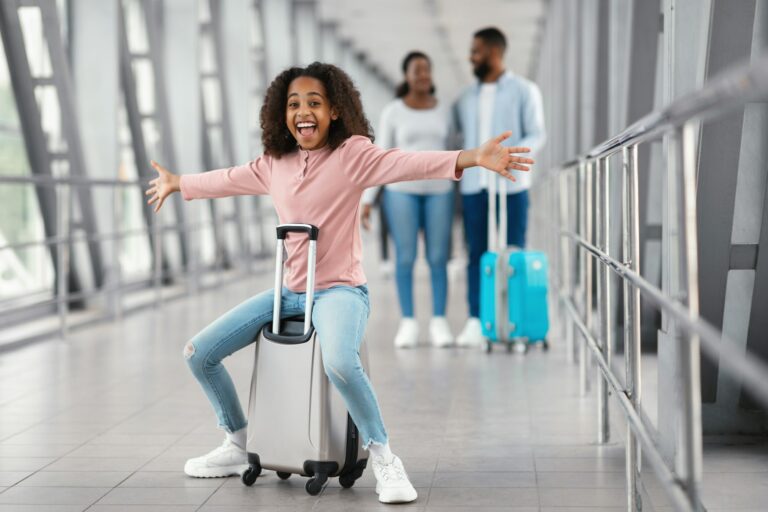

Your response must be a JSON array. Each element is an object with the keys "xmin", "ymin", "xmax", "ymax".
[{"xmin": 241, "ymin": 224, "xmax": 369, "ymax": 495}]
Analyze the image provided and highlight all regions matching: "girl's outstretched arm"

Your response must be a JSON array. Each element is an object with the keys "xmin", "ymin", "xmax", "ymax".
[
  {"xmin": 339, "ymin": 133, "xmax": 533, "ymax": 192},
  {"xmin": 456, "ymin": 131, "xmax": 533, "ymax": 181},
  {"xmin": 146, "ymin": 155, "xmax": 272, "ymax": 211},
  {"xmin": 146, "ymin": 160, "xmax": 180, "ymax": 212}
]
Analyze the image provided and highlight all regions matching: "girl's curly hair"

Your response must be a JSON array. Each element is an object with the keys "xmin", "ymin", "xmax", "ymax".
[{"xmin": 260, "ymin": 62, "xmax": 374, "ymax": 157}]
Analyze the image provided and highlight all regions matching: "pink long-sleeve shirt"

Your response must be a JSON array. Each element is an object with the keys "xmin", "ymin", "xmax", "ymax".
[{"xmin": 180, "ymin": 135, "xmax": 463, "ymax": 292}]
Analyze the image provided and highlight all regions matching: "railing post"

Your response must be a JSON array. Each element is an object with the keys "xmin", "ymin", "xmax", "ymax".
[
  {"xmin": 559, "ymin": 171, "xmax": 575, "ymax": 363},
  {"xmin": 112, "ymin": 183, "xmax": 123, "ymax": 321},
  {"xmin": 152, "ymin": 204, "xmax": 163, "ymax": 306},
  {"xmin": 622, "ymin": 145, "xmax": 642, "ymax": 511},
  {"xmin": 577, "ymin": 163, "xmax": 585, "ymax": 381},
  {"xmin": 675, "ymin": 123, "xmax": 704, "ymax": 511},
  {"xmin": 578, "ymin": 161, "xmax": 592, "ymax": 395},
  {"xmin": 56, "ymin": 180, "xmax": 72, "ymax": 339},
  {"xmin": 596, "ymin": 157, "xmax": 611, "ymax": 444}
]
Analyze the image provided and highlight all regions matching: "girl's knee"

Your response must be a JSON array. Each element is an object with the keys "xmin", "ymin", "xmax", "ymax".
[
  {"xmin": 183, "ymin": 340, "xmax": 208, "ymax": 375},
  {"xmin": 323, "ymin": 356, "xmax": 359, "ymax": 387}
]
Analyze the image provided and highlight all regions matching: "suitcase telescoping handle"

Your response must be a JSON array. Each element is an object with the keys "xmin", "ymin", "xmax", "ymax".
[
  {"xmin": 488, "ymin": 172, "xmax": 508, "ymax": 252},
  {"xmin": 271, "ymin": 223, "xmax": 319, "ymax": 338}
]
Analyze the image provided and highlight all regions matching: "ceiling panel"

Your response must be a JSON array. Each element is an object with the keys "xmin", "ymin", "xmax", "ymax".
[{"xmin": 316, "ymin": 0, "xmax": 548, "ymax": 101}]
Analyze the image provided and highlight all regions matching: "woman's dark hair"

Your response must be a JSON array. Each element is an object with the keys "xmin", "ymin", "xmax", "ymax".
[
  {"xmin": 260, "ymin": 62, "xmax": 374, "ymax": 157},
  {"xmin": 395, "ymin": 51, "xmax": 436, "ymax": 98}
]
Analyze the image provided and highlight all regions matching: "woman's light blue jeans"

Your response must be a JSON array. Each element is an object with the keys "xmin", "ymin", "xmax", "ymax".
[
  {"xmin": 382, "ymin": 189, "xmax": 454, "ymax": 318},
  {"xmin": 183, "ymin": 284, "xmax": 388, "ymax": 448}
]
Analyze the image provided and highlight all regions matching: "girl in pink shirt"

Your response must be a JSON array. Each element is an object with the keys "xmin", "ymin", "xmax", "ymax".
[{"xmin": 146, "ymin": 62, "xmax": 531, "ymax": 504}]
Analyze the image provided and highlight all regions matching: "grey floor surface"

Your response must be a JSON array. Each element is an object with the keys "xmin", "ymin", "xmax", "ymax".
[{"xmin": 0, "ymin": 254, "xmax": 766, "ymax": 511}]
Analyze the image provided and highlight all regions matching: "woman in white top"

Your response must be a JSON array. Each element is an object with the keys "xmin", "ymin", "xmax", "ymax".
[{"xmin": 361, "ymin": 51, "xmax": 454, "ymax": 348}]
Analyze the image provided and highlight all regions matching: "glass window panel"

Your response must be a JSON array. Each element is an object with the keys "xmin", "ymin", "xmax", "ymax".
[
  {"xmin": 0, "ymin": 34, "xmax": 54, "ymax": 302},
  {"xmin": 207, "ymin": 125, "xmax": 223, "ymax": 165},
  {"xmin": 116, "ymin": 102, "xmax": 152, "ymax": 280},
  {"xmin": 251, "ymin": 6, "xmax": 264, "ymax": 47},
  {"xmin": 194, "ymin": 202, "xmax": 216, "ymax": 266},
  {"xmin": 200, "ymin": 34, "xmax": 215, "ymax": 75},
  {"xmin": 132, "ymin": 59, "xmax": 156, "ymax": 115},
  {"xmin": 202, "ymin": 77, "xmax": 222, "ymax": 124},
  {"xmin": 141, "ymin": 117, "xmax": 161, "ymax": 161},
  {"xmin": 199, "ymin": 0, "xmax": 211, "ymax": 24},
  {"xmin": 124, "ymin": 0, "xmax": 149, "ymax": 55},
  {"xmin": 34, "ymin": 85, "xmax": 67, "ymax": 155},
  {"xmin": 18, "ymin": 7, "xmax": 52, "ymax": 79}
]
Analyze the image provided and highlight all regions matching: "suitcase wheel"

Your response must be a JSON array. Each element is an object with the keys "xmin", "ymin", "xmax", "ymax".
[
  {"xmin": 277, "ymin": 471, "xmax": 291, "ymax": 480},
  {"xmin": 486, "ymin": 341, "xmax": 493, "ymax": 353},
  {"xmin": 339, "ymin": 458, "xmax": 367, "ymax": 489},
  {"xmin": 305, "ymin": 474, "xmax": 327, "ymax": 495},
  {"xmin": 339, "ymin": 469, "xmax": 362, "ymax": 488},
  {"xmin": 241, "ymin": 464, "xmax": 261, "ymax": 486},
  {"xmin": 542, "ymin": 340, "xmax": 550, "ymax": 351}
]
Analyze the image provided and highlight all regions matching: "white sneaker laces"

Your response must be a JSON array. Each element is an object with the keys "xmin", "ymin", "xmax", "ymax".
[{"xmin": 378, "ymin": 457, "xmax": 407, "ymax": 482}]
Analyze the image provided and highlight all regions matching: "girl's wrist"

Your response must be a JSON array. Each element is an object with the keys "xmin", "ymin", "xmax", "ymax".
[{"xmin": 457, "ymin": 149, "xmax": 479, "ymax": 170}]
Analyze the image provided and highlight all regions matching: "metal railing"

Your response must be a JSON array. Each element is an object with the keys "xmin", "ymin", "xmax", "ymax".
[
  {"xmin": 532, "ymin": 54, "xmax": 768, "ymax": 512},
  {"xmin": 0, "ymin": 173, "xmax": 269, "ymax": 346}
]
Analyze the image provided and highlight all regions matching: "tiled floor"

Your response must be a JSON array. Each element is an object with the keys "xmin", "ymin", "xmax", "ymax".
[{"xmin": 0, "ymin": 255, "xmax": 766, "ymax": 511}]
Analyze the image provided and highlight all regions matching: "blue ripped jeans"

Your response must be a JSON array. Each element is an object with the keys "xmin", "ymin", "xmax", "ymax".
[{"xmin": 183, "ymin": 284, "xmax": 388, "ymax": 448}]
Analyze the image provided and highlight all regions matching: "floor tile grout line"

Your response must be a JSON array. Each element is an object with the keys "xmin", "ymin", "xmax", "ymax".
[{"xmin": 193, "ymin": 474, "xmax": 232, "ymax": 512}]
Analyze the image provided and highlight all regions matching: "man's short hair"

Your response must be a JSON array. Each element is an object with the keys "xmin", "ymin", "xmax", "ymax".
[{"xmin": 473, "ymin": 27, "xmax": 507, "ymax": 52}]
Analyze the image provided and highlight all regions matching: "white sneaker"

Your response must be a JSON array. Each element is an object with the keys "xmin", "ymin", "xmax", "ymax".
[
  {"xmin": 380, "ymin": 259, "xmax": 394, "ymax": 279},
  {"xmin": 429, "ymin": 317, "xmax": 454, "ymax": 347},
  {"xmin": 456, "ymin": 317, "xmax": 485, "ymax": 347},
  {"xmin": 372, "ymin": 454, "xmax": 418, "ymax": 503},
  {"xmin": 183, "ymin": 438, "xmax": 248, "ymax": 478},
  {"xmin": 394, "ymin": 318, "xmax": 419, "ymax": 348}
]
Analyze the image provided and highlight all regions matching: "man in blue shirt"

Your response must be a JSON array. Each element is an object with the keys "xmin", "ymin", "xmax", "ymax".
[{"xmin": 452, "ymin": 27, "xmax": 546, "ymax": 347}]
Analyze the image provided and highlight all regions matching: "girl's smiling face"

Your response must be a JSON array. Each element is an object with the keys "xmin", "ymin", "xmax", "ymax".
[{"xmin": 286, "ymin": 76, "xmax": 338, "ymax": 150}]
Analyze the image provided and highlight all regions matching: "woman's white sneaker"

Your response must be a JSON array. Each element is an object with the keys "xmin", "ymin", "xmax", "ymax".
[
  {"xmin": 393, "ymin": 318, "xmax": 419, "ymax": 348},
  {"xmin": 429, "ymin": 316, "xmax": 454, "ymax": 347},
  {"xmin": 183, "ymin": 438, "xmax": 248, "ymax": 478},
  {"xmin": 372, "ymin": 454, "xmax": 418, "ymax": 503}
]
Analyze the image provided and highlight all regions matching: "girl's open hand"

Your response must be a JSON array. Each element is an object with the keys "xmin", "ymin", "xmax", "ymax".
[
  {"xmin": 476, "ymin": 131, "xmax": 534, "ymax": 181},
  {"xmin": 146, "ymin": 160, "xmax": 180, "ymax": 212}
]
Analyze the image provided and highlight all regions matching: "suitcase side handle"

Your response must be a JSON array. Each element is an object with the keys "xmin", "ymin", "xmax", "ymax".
[{"xmin": 272, "ymin": 223, "xmax": 319, "ymax": 338}]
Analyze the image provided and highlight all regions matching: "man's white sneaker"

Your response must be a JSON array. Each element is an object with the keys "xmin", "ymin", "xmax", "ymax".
[
  {"xmin": 429, "ymin": 317, "xmax": 454, "ymax": 347},
  {"xmin": 372, "ymin": 454, "xmax": 418, "ymax": 503},
  {"xmin": 183, "ymin": 438, "xmax": 248, "ymax": 478},
  {"xmin": 456, "ymin": 317, "xmax": 485, "ymax": 347},
  {"xmin": 394, "ymin": 318, "xmax": 419, "ymax": 348}
]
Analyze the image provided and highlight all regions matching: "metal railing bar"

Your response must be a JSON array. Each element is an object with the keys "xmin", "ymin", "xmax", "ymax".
[
  {"xmin": 562, "ymin": 229, "xmax": 768, "ymax": 409},
  {"xmin": 562, "ymin": 296, "xmax": 701, "ymax": 512},
  {"xmin": 587, "ymin": 54, "xmax": 768, "ymax": 160},
  {"xmin": 0, "ymin": 216, "xmax": 252, "ymax": 253},
  {"xmin": 0, "ymin": 174, "xmax": 147, "ymax": 187},
  {"xmin": 0, "ymin": 260, "xmax": 251, "ymax": 311}
]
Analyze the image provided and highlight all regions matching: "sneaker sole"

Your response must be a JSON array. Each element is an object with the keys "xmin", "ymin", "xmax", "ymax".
[
  {"xmin": 184, "ymin": 463, "xmax": 248, "ymax": 478},
  {"xmin": 378, "ymin": 487, "xmax": 418, "ymax": 503}
]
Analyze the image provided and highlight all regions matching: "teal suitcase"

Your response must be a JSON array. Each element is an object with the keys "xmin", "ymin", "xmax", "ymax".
[
  {"xmin": 507, "ymin": 251, "xmax": 549, "ymax": 350},
  {"xmin": 480, "ymin": 249, "xmax": 514, "ymax": 345}
]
